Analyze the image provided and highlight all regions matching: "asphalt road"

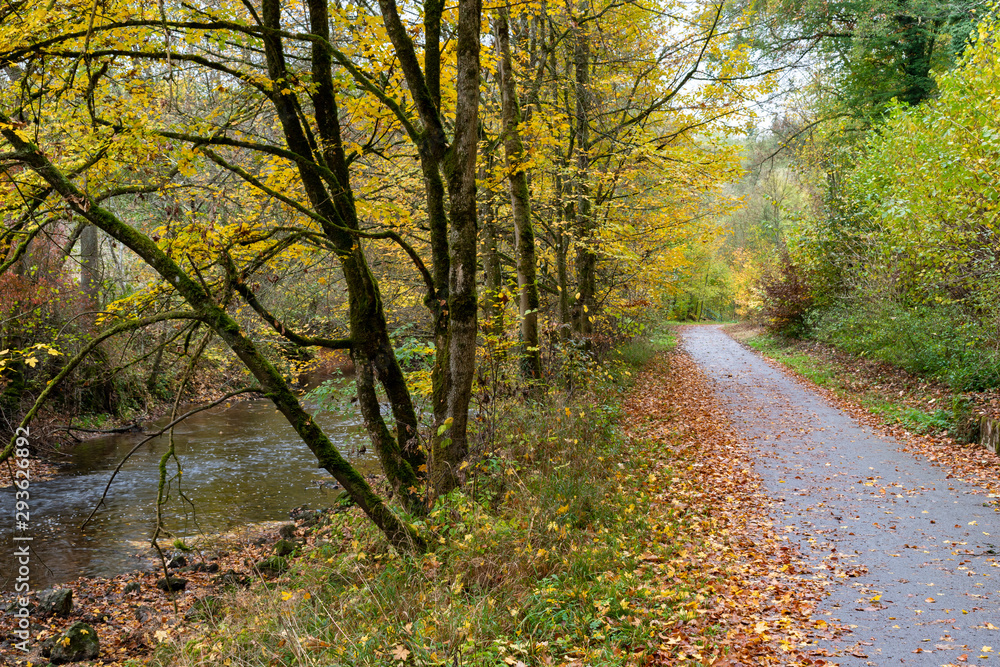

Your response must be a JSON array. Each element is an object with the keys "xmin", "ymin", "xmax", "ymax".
[{"xmin": 682, "ymin": 325, "xmax": 1000, "ymax": 667}]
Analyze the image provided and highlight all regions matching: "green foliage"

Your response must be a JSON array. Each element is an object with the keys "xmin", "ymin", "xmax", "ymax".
[
  {"xmin": 759, "ymin": 15, "xmax": 1000, "ymax": 394},
  {"xmin": 668, "ymin": 244, "xmax": 736, "ymax": 322},
  {"xmin": 304, "ymin": 374, "xmax": 358, "ymax": 416},
  {"xmin": 813, "ymin": 300, "xmax": 1000, "ymax": 390},
  {"xmin": 742, "ymin": 0, "xmax": 980, "ymax": 123},
  {"xmin": 841, "ymin": 14, "xmax": 1000, "ymax": 311}
]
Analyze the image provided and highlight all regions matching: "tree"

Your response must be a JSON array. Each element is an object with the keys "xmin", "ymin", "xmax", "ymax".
[
  {"xmin": 494, "ymin": 5, "xmax": 543, "ymax": 381},
  {"xmin": 0, "ymin": 0, "xmax": 483, "ymax": 548}
]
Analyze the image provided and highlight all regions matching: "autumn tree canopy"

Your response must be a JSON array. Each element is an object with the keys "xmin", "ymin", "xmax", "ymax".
[{"xmin": 0, "ymin": 0, "xmax": 760, "ymax": 545}]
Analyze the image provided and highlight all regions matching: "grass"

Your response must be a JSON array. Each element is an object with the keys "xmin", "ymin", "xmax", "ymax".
[{"xmin": 153, "ymin": 329, "xmax": 709, "ymax": 667}]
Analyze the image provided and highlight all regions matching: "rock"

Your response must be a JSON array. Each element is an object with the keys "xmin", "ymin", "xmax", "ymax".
[
  {"xmin": 212, "ymin": 570, "xmax": 250, "ymax": 588},
  {"xmin": 36, "ymin": 588, "xmax": 73, "ymax": 617},
  {"xmin": 278, "ymin": 523, "xmax": 298, "ymax": 540},
  {"xmin": 273, "ymin": 539, "xmax": 297, "ymax": 557},
  {"xmin": 156, "ymin": 576, "xmax": 188, "ymax": 592},
  {"xmin": 48, "ymin": 622, "xmax": 99, "ymax": 664},
  {"xmin": 166, "ymin": 554, "xmax": 188, "ymax": 569},
  {"xmin": 134, "ymin": 605, "xmax": 156, "ymax": 623},
  {"xmin": 255, "ymin": 555, "xmax": 289, "ymax": 574},
  {"xmin": 205, "ymin": 562, "xmax": 220, "ymax": 573},
  {"xmin": 185, "ymin": 595, "xmax": 224, "ymax": 622},
  {"xmin": 123, "ymin": 581, "xmax": 141, "ymax": 595},
  {"xmin": 4, "ymin": 598, "xmax": 34, "ymax": 615}
]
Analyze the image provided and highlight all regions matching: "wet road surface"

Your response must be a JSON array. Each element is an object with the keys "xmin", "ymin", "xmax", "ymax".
[{"xmin": 683, "ymin": 326, "xmax": 1000, "ymax": 666}]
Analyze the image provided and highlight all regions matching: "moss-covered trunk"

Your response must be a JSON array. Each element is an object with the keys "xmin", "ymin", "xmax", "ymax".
[{"xmin": 496, "ymin": 7, "xmax": 543, "ymax": 383}]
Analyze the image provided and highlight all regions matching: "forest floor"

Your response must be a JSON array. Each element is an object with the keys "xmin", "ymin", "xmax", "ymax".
[{"xmin": 7, "ymin": 326, "xmax": 1000, "ymax": 666}]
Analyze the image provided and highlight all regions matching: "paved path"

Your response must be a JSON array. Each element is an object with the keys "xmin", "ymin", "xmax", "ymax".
[{"xmin": 682, "ymin": 326, "xmax": 1000, "ymax": 667}]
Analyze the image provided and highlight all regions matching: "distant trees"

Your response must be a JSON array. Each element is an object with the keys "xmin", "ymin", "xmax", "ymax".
[{"xmin": 737, "ymin": 0, "xmax": 980, "ymax": 123}]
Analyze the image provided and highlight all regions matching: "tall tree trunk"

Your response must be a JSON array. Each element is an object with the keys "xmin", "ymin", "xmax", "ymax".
[
  {"xmin": 434, "ymin": 0, "xmax": 481, "ymax": 495},
  {"xmin": 571, "ymin": 18, "xmax": 596, "ymax": 339},
  {"xmin": 371, "ymin": 0, "xmax": 484, "ymax": 497},
  {"xmin": 261, "ymin": 0, "xmax": 426, "ymax": 514},
  {"xmin": 480, "ymin": 160, "xmax": 504, "ymax": 336},
  {"xmin": 556, "ymin": 214, "xmax": 572, "ymax": 339},
  {"xmin": 495, "ymin": 6, "xmax": 543, "ymax": 382},
  {"xmin": 421, "ymin": 151, "xmax": 451, "ymax": 430}
]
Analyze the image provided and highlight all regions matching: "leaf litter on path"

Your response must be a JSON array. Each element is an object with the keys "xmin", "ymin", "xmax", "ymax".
[{"xmin": 624, "ymin": 349, "xmax": 839, "ymax": 666}]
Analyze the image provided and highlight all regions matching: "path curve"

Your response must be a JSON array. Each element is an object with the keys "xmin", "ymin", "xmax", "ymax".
[{"xmin": 682, "ymin": 325, "xmax": 1000, "ymax": 666}]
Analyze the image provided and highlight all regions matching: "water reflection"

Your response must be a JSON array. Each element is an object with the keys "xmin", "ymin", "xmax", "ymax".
[{"xmin": 0, "ymin": 398, "xmax": 373, "ymax": 591}]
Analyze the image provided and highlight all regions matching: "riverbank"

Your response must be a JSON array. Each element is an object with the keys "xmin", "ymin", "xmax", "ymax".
[
  {"xmin": 0, "ymin": 512, "xmax": 341, "ymax": 665},
  {"xmin": 116, "ymin": 332, "xmax": 832, "ymax": 667}
]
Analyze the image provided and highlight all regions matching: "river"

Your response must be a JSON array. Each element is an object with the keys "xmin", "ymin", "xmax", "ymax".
[{"xmin": 0, "ymin": 395, "xmax": 377, "ymax": 591}]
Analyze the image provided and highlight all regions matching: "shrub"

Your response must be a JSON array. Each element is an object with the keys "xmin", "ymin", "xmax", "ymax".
[
  {"xmin": 758, "ymin": 250, "xmax": 814, "ymax": 336},
  {"xmin": 813, "ymin": 299, "xmax": 1000, "ymax": 391}
]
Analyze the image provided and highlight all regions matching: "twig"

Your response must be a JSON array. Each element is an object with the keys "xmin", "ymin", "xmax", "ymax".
[{"xmin": 80, "ymin": 387, "xmax": 262, "ymax": 528}]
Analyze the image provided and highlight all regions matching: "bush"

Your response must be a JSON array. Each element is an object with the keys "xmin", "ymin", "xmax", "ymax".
[
  {"xmin": 813, "ymin": 299, "xmax": 1000, "ymax": 391},
  {"xmin": 758, "ymin": 250, "xmax": 814, "ymax": 336}
]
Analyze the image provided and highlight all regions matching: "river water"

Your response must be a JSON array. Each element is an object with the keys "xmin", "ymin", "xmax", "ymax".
[{"xmin": 0, "ymin": 396, "xmax": 376, "ymax": 591}]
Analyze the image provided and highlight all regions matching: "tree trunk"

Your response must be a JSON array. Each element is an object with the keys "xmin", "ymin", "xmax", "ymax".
[
  {"xmin": 480, "ymin": 160, "xmax": 504, "ymax": 336},
  {"xmin": 262, "ymin": 0, "xmax": 427, "ymax": 515},
  {"xmin": 571, "ymin": 18, "xmax": 596, "ymax": 339},
  {"xmin": 375, "ymin": 0, "xmax": 481, "ymax": 497},
  {"xmin": 496, "ymin": 6, "xmax": 543, "ymax": 382},
  {"xmin": 80, "ymin": 223, "xmax": 101, "ymax": 309},
  {"xmin": 433, "ymin": 0, "xmax": 481, "ymax": 495}
]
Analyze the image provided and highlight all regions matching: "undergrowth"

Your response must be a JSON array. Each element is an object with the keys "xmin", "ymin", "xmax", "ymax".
[
  {"xmin": 810, "ymin": 301, "xmax": 1000, "ymax": 392},
  {"xmin": 154, "ymin": 331, "xmax": 709, "ymax": 666}
]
